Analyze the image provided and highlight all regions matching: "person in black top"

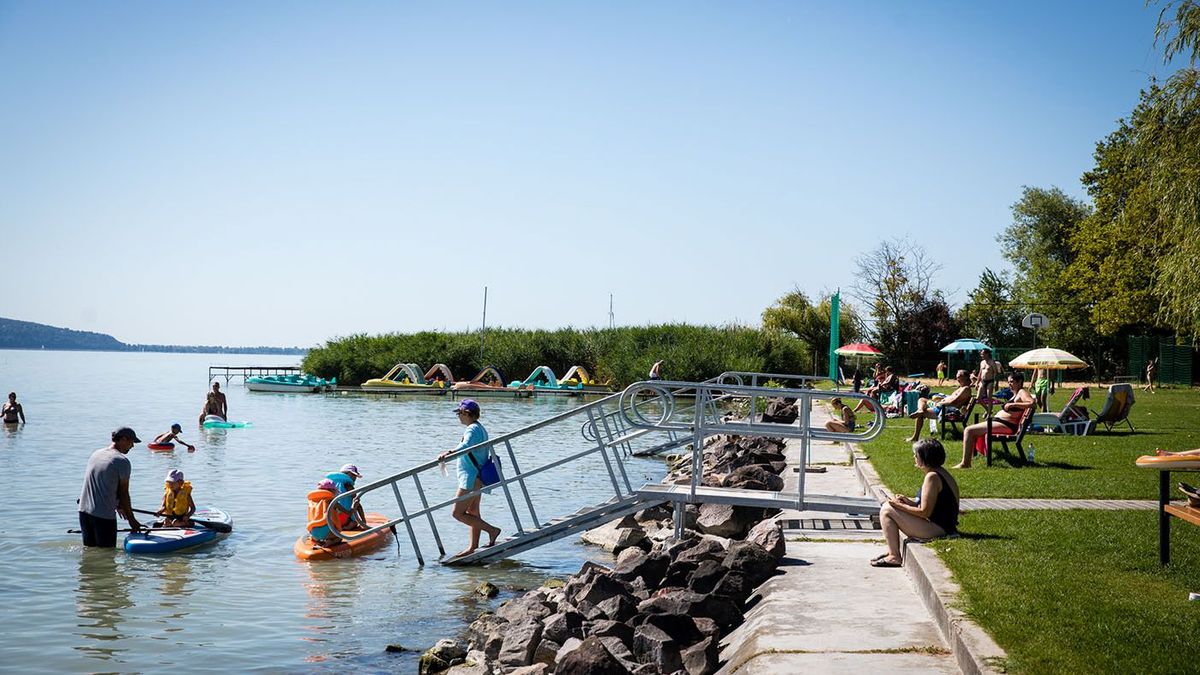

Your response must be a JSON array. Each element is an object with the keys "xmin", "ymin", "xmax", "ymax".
[{"xmin": 871, "ymin": 438, "xmax": 960, "ymax": 568}]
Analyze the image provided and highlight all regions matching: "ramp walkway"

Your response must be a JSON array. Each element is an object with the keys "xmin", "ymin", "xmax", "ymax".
[{"xmin": 329, "ymin": 372, "xmax": 883, "ymax": 565}]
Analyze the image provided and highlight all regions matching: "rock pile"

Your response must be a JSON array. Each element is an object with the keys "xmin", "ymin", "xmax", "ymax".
[{"xmin": 417, "ymin": 431, "xmax": 792, "ymax": 674}]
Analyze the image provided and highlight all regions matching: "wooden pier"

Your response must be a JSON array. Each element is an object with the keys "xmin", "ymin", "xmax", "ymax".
[{"xmin": 208, "ymin": 365, "xmax": 302, "ymax": 385}]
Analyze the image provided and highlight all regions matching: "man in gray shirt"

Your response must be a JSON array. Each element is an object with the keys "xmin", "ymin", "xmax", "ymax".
[{"xmin": 78, "ymin": 427, "xmax": 143, "ymax": 547}]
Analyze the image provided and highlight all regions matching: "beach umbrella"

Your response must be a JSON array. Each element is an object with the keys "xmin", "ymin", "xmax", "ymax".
[
  {"xmin": 835, "ymin": 343, "xmax": 883, "ymax": 358},
  {"xmin": 940, "ymin": 338, "xmax": 992, "ymax": 353},
  {"xmin": 1008, "ymin": 347, "xmax": 1088, "ymax": 370}
]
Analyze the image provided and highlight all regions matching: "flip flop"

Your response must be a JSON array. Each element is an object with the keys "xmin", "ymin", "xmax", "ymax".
[
  {"xmin": 870, "ymin": 557, "xmax": 903, "ymax": 568},
  {"xmin": 870, "ymin": 553, "xmax": 889, "ymax": 562}
]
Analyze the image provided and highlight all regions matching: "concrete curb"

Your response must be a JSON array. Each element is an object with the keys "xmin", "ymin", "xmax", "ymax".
[{"xmin": 850, "ymin": 446, "xmax": 1007, "ymax": 675}]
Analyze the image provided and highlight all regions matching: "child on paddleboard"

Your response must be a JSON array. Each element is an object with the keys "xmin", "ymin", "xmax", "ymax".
[
  {"xmin": 154, "ymin": 423, "xmax": 196, "ymax": 452},
  {"xmin": 157, "ymin": 469, "xmax": 196, "ymax": 527}
]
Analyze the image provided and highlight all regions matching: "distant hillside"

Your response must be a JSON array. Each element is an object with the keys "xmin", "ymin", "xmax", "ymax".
[{"xmin": 0, "ymin": 317, "xmax": 307, "ymax": 355}]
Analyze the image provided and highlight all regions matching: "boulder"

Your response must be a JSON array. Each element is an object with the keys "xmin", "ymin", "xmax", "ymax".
[
  {"xmin": 445, "ymin": 658, "xmax": 490, "ymax": 675},
  {"xmin": 542, "ymin": 610, "xmax": 584, "ymax": 645},
  {"xmin": 475, "ymin": 581, "xmax": 500, "ymax": 598},
  {"xmin": 687, "ymin": 559, "xmax": 727, "ymax": 595},
  {"xmin": 746, "ymin": 519, "xmax": 785, "ymax": 561},
  {"xmin": 420, "ymin": 639, "xmax": 468, "ymax": 674},
  {"xmin": 672, "ymin": 538, "xmax": 726, "ymax": 566},
  {"xmin": 581, "ymin": 517, "xmax": 647, "ymax": 554},
  {"xmin": 722, "ymin": 465, "xmax": 784, "ymax": 492},
  {"xmin": 695, "ymin": 503, "xmax": 761, "ymax": 539},
  {"xmin": 596, "ymin": 594, "xmax": 637, "ymax": 623},
  {"xmin": 554, "ymin": 636, "xmax": 632, "ymax": 675},
  {"xmin": 510, "ymin": 665, "xmax": 551, "ymax": 675},
  {"xmin": 632, "ymin": 623, "xmax": 682, "ymax": 673},
  {"xmin": 693, "ymin": 617, "xmax": 720, "ymax": 638},
  {"xmin": 498, "ymin": 619, "xmax": 544, "ymax": 669},
  {"xmin": 642, "ymin": 612, "xmax": 703, "ymax": 648},
  {"xmin": 638, "ymin": 589, "xmax": 743, "ymax": 631},
  {"xmin": 587, "ymin": 619, "xmax": 633, "ymax": 645},
  {"xmin": 465, "ymin": 613, "xmax": 509, "ymax": 659},
  {"xmin": 723, "ymin": 541, "xmax": 777, "ymax": 587},
  {"xmin": 534, "ymin": 639, "xmax": 560, "ymax": 668},
  {"xmin": 497, "ymin": 591, "xmax": 554, "ymax": 623},
  {"xmin": 711, "ymin": 570, "xmax": 751, "ymax": 604},
  {"xmin": 760, "ymin": 399, "xmax": 797, "ymax": 424},
  {"xmin": 572, "ymin": 574, "xmax": 633, "ymax": 607},
  {"xmin": 574, "ymin": 600, "xmax": 607, "ymax": 621},
  {"xmin": 612, "ymin": 548, "xmax": 669, "ymax": 589},
  {"xmin": 681, "ymin": 636, "xmax": 720, "ymax": 675}
]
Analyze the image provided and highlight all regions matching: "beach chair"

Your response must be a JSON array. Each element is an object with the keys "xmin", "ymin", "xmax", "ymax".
[
  {"xmin": 1030, "ymin": 386, "xmax": 1092, "ymax": 436},
  {"xmin": 976, "ymin": 407, "xmax": 1033, "ymax": 466},
  {"xmin": 939, "ymin": 398, "xmax": 977, "ymax": 440},
  {"xmin": 1091, "ymin": 383, "xmax": 1136, "ymax": 433}
]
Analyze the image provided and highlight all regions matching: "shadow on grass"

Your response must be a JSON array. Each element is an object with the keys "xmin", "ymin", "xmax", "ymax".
[
  {"xmin": 1030, "ymin": 460, "xmax": 1091, "ymax": 470},
  {"xmin": 949, "ymin": 531, "xmax": 1013, "ymax": 542}
]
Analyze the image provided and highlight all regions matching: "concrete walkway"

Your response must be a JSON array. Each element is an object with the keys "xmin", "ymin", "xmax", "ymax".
[{"xmin": 718, "ymin": 409, "xmax": 974, "ymax": 674}]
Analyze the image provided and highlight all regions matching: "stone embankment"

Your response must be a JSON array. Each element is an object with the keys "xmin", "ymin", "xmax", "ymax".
[{"xmin": 418, "ymin": 401, "xmax": 799, "ymax": 675}]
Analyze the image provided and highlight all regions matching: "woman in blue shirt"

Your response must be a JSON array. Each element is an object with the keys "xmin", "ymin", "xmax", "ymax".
[{"xmin": 437, "ymin": 399, "xmax": 501, "ymax": 557}]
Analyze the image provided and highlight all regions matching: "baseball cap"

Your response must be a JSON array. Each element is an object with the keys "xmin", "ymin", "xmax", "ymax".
[
  {"xmin": 112, "ymin": 427, "xmax": 142, "ymax": 443},
  {"xmin": 316, "ymin": 479, "xmax": 336, "ymax": 490},
  {"xmin": 340, "ymin": 464, "xmax": 362, "ymax": 478},
  {"xmin": 166, "ymin": 469, "xmax": 184, "ymax": 483},
  {"xmin": 171, "ymin": 422, "xmax": 182, "ymax": 431},
  {"xmin": 455, "ymin": 399, "xmax": 480, "ymax": 414}
]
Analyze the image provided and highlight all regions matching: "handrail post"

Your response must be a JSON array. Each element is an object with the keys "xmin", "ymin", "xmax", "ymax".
[
  {"xmin": 391, "ymin": 482, "xmax": 424, "ymax": 565},
  {"xmin": 691, "ymin": 389, "xmax": 707, "ymax": 500},
  {"xmin": 797, "ymin": 389, "xmax": 811, "ymax": 511},
  {"xmin": 587, "ymin": 407, "xmax": 625, "ymax": 499},
  {"xmin": 411, "ymin": 474, "xmax": 445, "ymax": 557},
  {"xmin": 492, "ymin": 452, "xmax": 526, "ymax": 536},
  {"xmin": 504, "ymin": 439, "xmax": 539, "ymax": 527},
  {"xmin": 594, "ymin": 406, "xmax": 634, "ymax": 494}
]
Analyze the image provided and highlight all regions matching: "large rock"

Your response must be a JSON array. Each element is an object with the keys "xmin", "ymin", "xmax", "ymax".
[
  {"xmin": 497, "ymin": 591, "xmax": 554, "ymax": 623},
  {"xmin": 534, "ymin": 639, "xmax": 560, "ymax": 668},
  {"xmin": 638, "ymin": 589, "xmax": 744, "ymax": 630},
  {"xmin": 695, "ymin": 503, "xmax": 761, "ymax": 539},
  {"xmin": 581, "ymin": 516, "xmax": 647, "ymax": 554},
  {"xmin": 466, "ymin": 613, "xmax": 509, "ymax": 659},
  {"xmin": 746, "ymin": 518, "xmax": 785, "ymax": 561},
  {"xmin": 760, "ymin": 399, "xmax": 797, "ymax": 424},
  {"xmin": 612, "ymin": 548, "xmax": 669, "ymax": 589},
  {"xmin": 587, "ymin": 619, "xmax": 633, "ymax": 645},
  {"xmin": 673, "ymin": 537, "xmax": 726, "ymax": 566},
  {"xmin": 687, "ymin": 559, "xmax": 727, "ymax": 595},
  {"xmin": 445, "ymin": 657, "xmax": 490, "ymax": 675},
  {"xmin": 572, "ymin": 574, "xmax": 634, "ymax": 607},
  {"xmin": 420, "ymin": 639, "xmax": 468, "ymax": 674},
  {"xmin": 510, "ymin": 665, "xmax": 551, "ymax": 675},
  {"xmin": 542, "ymin": 610, "xmax": 584, "ymax": 645},
  {"xmin": 712, "ymin": 570, "xmax": 752, "ymax": 604},
  {"xmin": 498, "ymin": 619, "xmax": 544, "ymax": 669},
  {"xmin": 722, "ymin": 465, "xmax": 784, "ymax": 492},
  {"xmin": 632, "ymin": 623, "xmax": 683, "ymax": 673},
  {"xmin": 596, "ymin": 594, "xmax": 637, "ymax": 623},
  {"xmin": 681, "ymin": 635, "xmax": 720, "ymax": 675},
  {"xmin": 554, "ymin": 636, "xmax": 632, "ymax": 674},
  {"xmin": 723, "ymin": 540, "xmax": 777, "ymax": 588},
  {"xmin": 641, "ymin": 612, "xmax": 704, "ymax": 648}
]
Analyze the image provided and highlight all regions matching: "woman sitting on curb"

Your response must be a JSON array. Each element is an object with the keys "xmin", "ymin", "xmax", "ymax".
[{"xmin": 871, "ymin": 439, "xmax": 959, "ymax": 568}]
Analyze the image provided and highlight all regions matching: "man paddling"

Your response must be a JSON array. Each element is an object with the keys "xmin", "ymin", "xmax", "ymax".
[{"xmin": 77, "ymin": 427, "xmax": 142, "ymax": 547}]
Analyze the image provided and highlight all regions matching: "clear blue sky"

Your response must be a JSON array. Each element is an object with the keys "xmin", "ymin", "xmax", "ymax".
[{"xmin": 0, "ymin": 1, "xmax": 1176, "ymax": 347}]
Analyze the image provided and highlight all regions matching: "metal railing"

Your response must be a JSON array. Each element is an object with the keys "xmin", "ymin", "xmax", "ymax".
[{"xmin": 326, "ymin": 372, "xmax": 879, "ymax": 565}]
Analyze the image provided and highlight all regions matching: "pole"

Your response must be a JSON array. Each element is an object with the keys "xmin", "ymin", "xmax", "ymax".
[
  {"xmin": 480, "ymin": 286, "xmax": 488, "ymax": 363},
  {"xmin": 609, "ymin": 293, "xmax": 614, "ymax": 329},
  {"xmin": 828, "ymin": 290, "xmax": 840, "ymax": 382}
]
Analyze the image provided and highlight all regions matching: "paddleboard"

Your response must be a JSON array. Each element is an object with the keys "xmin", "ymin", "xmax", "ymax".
[
  {"xmin": 1136, "ymin": 455, "xmax": 1200, "ymax": 469},
  {"xmin": 123, "ymin": 506, "xmax": 233, "ymax": 554},
  {"xmin": 203, "ymin": 415, "xmax": 252, "ymax": 429},
  {"xmin": 294, "ymin": 513, "xmax": 392, "ymax": 561}
]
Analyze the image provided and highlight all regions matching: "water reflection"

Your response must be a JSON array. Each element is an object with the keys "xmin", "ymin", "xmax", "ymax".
[
  {"xmin": 301, "ymin": 560, "xmax": 364, "ymax": 659},
  {"xmin": 154, "ymin": 557, "xmax": 196, "ymax": 626},
  {"xmin": 74, "ymin": 548, "xmax": 135, "ymax": 663}
]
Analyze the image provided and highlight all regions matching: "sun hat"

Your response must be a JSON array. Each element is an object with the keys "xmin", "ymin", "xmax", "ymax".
[
  {"xmin": 340, "ymin": 464, "xmax": 362, "ymax": 478},
  {"xmin": 317, "ymin": 479, "xmax": 336, "ymax": 490},
  {"xmin": 166, "ymin": 469, "xmax": 184, "ymax": 483},
  {"xmin": 455, "ymin": 399, "xmax": 480, "ymax": 414}
]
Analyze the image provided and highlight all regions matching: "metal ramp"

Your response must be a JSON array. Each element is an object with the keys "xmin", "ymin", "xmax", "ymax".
[{"xmin": 328, "ymin": 372, "xmax": 882, "ymax": 565}]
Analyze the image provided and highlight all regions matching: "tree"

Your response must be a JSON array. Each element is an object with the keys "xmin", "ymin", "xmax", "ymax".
[
  {"xmin": 851, "ymin": 238, "xmax": 942, "ymax": 356},
  {"xmin": 884, "ymin": 294, "xmax": 962, "ymax": 373},
  {"xmin": 762, "ymin": 289, "xmax": 863, "ymax": 374},
  {"xmin": 956, "ymin": 269, "xmax": 1023, "ymax": 348},
  {"xmin": 999, "ymin": 187, "xmax": 1094, "ymax": 354}
]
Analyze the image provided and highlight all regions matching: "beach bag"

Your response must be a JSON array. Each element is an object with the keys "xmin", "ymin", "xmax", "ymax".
[{"xmin": 468, "ymin": 451, "xmax": 502, "ymax": 487}]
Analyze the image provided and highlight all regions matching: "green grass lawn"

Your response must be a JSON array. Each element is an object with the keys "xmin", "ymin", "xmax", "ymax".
[
  {"xmin": 934, "ymin": 510, "xmax": 1200, "ymax": 674},
  {"xmin": 866, "ymin": 386, "xmax": 1200, "ymax": 499}
]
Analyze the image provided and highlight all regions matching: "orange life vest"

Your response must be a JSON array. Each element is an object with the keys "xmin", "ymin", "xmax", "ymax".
[{"xmin": 306, "ymin": 489, "xmax": 335, "ymax": 533}]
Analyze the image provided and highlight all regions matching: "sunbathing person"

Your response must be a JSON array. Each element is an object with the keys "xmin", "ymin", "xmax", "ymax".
[
  {"xmin": 824, "ymin": 397, "xmax": 856, "ymax": 433},
  {"xmin": 954, "ymin": 372, "xmax": 1034, "ymax": 468},
  {"xmin": 855, "ymin": 366, "xmax": 897, "ymax": 413},
  {"xmin": 906, "ymin": 370, "xmax": 972, "ymax": 442},
  {"xmin": 871, "ymin": 439, "xmax": 959, "ymax": 567},
  {"xmin": 1156, "ymin": 448, "xmax": 1200, "ymax": 457}
]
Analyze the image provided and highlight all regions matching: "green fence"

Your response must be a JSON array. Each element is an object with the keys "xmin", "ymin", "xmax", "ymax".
[{"xmin": 1128, "ymin": 335, "xmax": 1195, "ymax": 386}]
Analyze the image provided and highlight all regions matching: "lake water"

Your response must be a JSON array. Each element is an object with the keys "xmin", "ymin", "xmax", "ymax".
[{"xmin": 0, "ymin": 350, "xmax": 666, "ymax": 672}]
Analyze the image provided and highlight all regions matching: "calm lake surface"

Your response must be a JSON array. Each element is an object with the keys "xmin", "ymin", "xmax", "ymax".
[{"xmin": 0, "ymin": 350, "xmax": 665, "ymax": 672}]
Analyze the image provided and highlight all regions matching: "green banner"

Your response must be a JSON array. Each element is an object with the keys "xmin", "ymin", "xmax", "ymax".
[{"xmin": 829, "ymin": 290, "xmax": 840, "ymax": 381}]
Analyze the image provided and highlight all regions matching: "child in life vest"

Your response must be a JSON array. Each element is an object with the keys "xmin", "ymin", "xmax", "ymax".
[
  {"xmin": 158, "ymin": 469, "xmax": 196, "ymax": 527},
  {"xmin": 307, "ymin": 478, "xmax": 344, "ymax": 545}
]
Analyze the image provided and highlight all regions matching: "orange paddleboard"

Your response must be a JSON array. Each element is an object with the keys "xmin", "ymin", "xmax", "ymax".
[
  {"xmin": 294, "ymin": 513, "xmax": 393, "ymax": 560},
  {"xmin": 1135, "ymin": 455, "xmax": 1200, "ymax": 469}
]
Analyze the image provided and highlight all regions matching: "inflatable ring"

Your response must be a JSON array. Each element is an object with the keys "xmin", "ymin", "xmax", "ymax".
[{"xmin": 147, "ymin": 442, "xmax": 175, "ymax": 452}]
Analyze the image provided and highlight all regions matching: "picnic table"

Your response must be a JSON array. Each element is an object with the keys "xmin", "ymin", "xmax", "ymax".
[{"xmin": 1135, "ymin": 456, "xmax": 1200, "ymax": 565}]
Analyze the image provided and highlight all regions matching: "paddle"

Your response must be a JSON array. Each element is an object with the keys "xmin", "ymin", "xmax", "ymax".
[
  {"xmin": 68, "ymin": 527, "xmax": 188, "ymax": 534},
  {"xmin": 131, "ymin": 508, "xmax": 233, "ymax": 533}
]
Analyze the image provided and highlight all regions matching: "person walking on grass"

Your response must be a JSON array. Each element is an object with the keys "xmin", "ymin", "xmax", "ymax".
[
  {"xmin": 437, "ymin": 399, "xmax": 500, "ymax": 558},
  {"xmin": 78, "ymin": 427, "xmax": 143, "ymax": 547},
  {"xmin": 1144, "ymin": 358, "xmax": 1158, "ymax": 393},
  {"xmin": 871, "ymin": 439, "xmax": 959, "ymax": 568},
  {"xmin": 935, "ymin": 361, "xmax": 947, "ymax": 387}
]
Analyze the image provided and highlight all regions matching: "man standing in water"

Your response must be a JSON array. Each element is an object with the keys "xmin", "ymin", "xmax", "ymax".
[
  {"xmin": 199, "ymin": 381, "xmax": 227, "ymax": 423},
  {"xmin": 78, "ymin": 427, "xmax": 142, "ymax": 547},
  {"xmin": 2, "ymin": 392, "xmax": 24, "ymax": 424}
]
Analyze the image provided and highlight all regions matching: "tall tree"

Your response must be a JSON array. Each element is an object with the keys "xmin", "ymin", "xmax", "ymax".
[
  {"xmin": 851, "ymin": 238, "xmax": 942, "ymax": 356},
  {"xmin": 762, "ymin": 289, "xmax": 862, "ymax": 374},
  {"xmin": 883, "ymin": 294, "xmax": 962, "ymax": 373},
  {"xmin": 956, "ymin": 269, "xmax": 1024, "ymax": 348}
]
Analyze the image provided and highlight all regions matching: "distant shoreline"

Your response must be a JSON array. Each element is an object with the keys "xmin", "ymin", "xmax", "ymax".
[{"xmin": 0, "ymin": 346, "xmax": 307, "ymax": 356}]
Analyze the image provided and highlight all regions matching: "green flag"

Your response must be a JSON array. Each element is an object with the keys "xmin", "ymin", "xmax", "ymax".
[{"xmin": 829, "ymin": 290, "xmax": 840, "ymax": 381}]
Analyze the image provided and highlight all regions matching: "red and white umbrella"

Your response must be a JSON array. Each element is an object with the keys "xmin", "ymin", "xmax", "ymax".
[{"xmin": 835, "ymin": 343, "xmax": 883, "ymax": 358}]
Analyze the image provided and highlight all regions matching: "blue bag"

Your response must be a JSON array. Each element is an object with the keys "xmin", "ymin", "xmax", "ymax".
[{"xmin": 468, "ymin": 451, "xmax": 502, "ymax": 487}]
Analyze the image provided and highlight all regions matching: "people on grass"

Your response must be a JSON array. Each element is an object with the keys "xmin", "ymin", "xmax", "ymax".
[
  {"xmin": 824, "ymin": 397, "xmax": 856, "ymax": 433},
  {"xmin": 935, "ymin": 361, "xmax": 947, "ymax": 387},
  {"xmin": 871, "ymin": 439, "xmax": 959, "ymax": 568},
  {"xmin": 157, "ymin": 469, "xmax": 196, "ymax": 527},
  {"xmin": 906, "ymin": 370, "xmax": 972, "ymax": 442},
  {"xmin": 154, "ymin": 423, "xmax": 196, "ymax": 452},
  {"xmin": 855, "ymin": 365, "xmax": 897, "ymax": 414},
  {"xmin": 976, "ymin": 349, "xmax": 1001, "ymax": 400},
  {"xmin": 1144, "ymin": 358, "xmax": 1158, "ymax": 393},
  {"xmin": 954, "ymin": 372, "xmax": 1034, "ymax": 469},
  {"xmin": 2, "ymin": 392, "xmax": 25, "ymax": 424},
  {"xmin": 437, "ymin": 399, "xmax": 501, "ymax": 558},
  {"xmin": 199, "ymin": 381, "xmax": 228, "ymax": 423},
  {"xmin": 1032, "ymin": 367, "xmax": 1051, "ymax": 412},
  {"xmin": 77, "ymin": 427, "xmax": 142, "ymax": 547}
]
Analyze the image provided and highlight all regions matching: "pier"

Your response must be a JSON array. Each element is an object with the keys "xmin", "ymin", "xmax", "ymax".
[{"xmin": 208, "ymin": 365, "xmax": 302, "ymax": 385}]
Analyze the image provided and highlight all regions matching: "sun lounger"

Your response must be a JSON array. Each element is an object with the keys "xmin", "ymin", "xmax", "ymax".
[{"xmin": 1030, "ymin": 386, "xmax": 1092, "ymax": 436}]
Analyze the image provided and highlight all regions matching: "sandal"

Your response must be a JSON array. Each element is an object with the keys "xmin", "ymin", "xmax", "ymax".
[
  {"xmin": 870, "ymin": 557, "xmax": 902, "ymax": 568},
  {"xmin": 870, "ymin": 553, "xmax": 889, "ymax": 562}
]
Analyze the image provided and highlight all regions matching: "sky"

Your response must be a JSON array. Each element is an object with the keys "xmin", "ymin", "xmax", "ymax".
[{"xmin": 0, "ymin": 1, "xmax": 1180, "ymax": 347}]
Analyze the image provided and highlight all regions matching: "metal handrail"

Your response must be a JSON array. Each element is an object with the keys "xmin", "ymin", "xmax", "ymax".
[{"xmin": 325, "ymin": 373, "xmax": 878, "ymax": 565}]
